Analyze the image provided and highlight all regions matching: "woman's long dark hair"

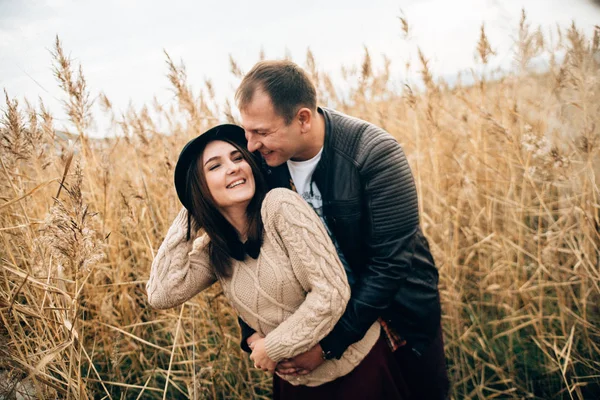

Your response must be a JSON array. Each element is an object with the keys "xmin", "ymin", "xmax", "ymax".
[{"xmin": 184, "ymin": 139, "xmax": 267, "ymax": 277}]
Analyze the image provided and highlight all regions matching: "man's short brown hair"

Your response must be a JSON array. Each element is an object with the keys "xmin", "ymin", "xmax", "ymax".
[{"xmin": 235, "ymin": 60, "xmax": 317, "ymax": 125}]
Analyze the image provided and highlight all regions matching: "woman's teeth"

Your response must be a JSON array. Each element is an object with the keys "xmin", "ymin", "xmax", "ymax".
[{"xmin": 227, "ymin": 179, "xmax": 246, "ymax": 189}]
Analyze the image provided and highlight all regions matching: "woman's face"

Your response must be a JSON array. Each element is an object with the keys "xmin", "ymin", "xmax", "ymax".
[{"xmin": 201, "ymin": 140, "xmax": 256, "ymax": 210}]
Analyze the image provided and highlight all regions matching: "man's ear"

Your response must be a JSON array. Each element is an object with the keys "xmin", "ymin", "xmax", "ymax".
[{"xmin": 297, "ymin": 108, "xmax": 312, "ymax": 134}]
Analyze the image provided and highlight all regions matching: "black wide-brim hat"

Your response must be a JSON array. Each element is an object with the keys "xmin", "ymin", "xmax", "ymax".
[{"xmin": 174, "ymin": 124, "xmax": 247, "ymax": 211}]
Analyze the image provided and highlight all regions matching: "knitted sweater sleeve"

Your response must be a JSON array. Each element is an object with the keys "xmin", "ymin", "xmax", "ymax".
[
  {"xmin": 261, "ymin": 188, "xmax": 351, "ymax": 362},
  {"xmin": 146, "ymin": 208, "xmax": 217, "ymax": 309}
]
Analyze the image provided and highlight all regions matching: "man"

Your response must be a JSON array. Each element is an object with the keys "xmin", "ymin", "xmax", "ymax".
[{"xmin": 236, "ymin": 60, "xmax": 449, "ymax": 399}]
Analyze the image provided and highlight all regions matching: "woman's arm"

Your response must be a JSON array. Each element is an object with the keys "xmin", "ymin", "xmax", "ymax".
[
  {"xmin": 146, "ymin": 209, "xmax": 216, "ymax": 309},
  {"xmin": 260, "ymin": 189, "xmax": 351, "ymax": 363}
]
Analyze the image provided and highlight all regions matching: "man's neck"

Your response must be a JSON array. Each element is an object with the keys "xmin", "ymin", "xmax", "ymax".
[{"xmin": 291, "ymin": 111, "xmax": 326, "ymax": 161}]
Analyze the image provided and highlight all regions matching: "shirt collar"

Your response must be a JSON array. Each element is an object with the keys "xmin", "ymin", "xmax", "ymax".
[{"xmin": 229, "ymin": 238, "xmax": 260, "ymax": 261}]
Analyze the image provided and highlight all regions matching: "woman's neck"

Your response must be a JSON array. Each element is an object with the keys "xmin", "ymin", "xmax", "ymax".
[{"xmin": 221, "ymin": 205, "xmax": 249, "ymax": 242}]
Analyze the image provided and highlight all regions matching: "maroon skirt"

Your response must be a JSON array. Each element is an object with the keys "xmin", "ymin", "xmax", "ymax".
[{"xmin": 272, "ymin": 334, "xmax": 410, "ymax": 400}]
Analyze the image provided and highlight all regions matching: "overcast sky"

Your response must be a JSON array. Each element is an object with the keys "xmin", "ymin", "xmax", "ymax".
[{"xmin": 1, "ymin": 0, "xmax": 600, "ymax": 137}]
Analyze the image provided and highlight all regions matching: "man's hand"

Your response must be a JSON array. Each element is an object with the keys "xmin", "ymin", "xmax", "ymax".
[
  {"xmin": 275, "ymin": 344, "xmax": 325, "ymax": 376},
  {"xmin": 249, "ymin": 338, "xmax": 276, "ymax": 373}
]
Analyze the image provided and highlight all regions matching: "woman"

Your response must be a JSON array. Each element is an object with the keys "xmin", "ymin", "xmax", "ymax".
[{"xmin": 146, "ymin": 124, "xmax": 405, "ymax": 397}]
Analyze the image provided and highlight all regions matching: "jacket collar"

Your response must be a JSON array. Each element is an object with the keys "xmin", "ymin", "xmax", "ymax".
[
  {"xmin": 317, "ymin": 107, "xmax": 332, "ymax": 161},
  {"xmin": 312, "ymin": 107, "xmax": 333, "ymax": 200}
]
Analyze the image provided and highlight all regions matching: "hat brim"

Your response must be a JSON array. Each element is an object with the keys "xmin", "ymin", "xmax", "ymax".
[{"xmin": 174, "ymin": 124, "xmax": 247, "ymax": 211}]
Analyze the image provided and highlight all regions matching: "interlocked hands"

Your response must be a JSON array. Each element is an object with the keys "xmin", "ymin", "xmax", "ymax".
[{"xmin": 247, "ymin": 333, "xmax": 325, "ymax": 376}]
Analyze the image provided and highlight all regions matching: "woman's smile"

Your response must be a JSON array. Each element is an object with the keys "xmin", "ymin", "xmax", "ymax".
[
  {"xmin": 226, "ymin": 178, "xmax": 247, "ymax": 189},
  {"xmin": 202, "ymin": 140, "xmax": 256, "ymax": 210}
]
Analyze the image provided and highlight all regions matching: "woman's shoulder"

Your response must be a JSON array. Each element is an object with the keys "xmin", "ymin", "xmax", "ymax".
[
  {"xmin": 261, "ymin": 188, "xmax": 306, "ymax": 220},
  {"xmin": 263, "ymin": 188, "xmax": 304, "ymax": 208}
]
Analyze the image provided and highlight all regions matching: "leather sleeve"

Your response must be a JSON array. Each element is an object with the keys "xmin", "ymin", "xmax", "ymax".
[
  {"xmin": 320, "ymin": 133, "xmax": 422, "ymax": 358},
  {"xmin": 238, "ymin": 317, "xmax": 255, "ymax": 353}
]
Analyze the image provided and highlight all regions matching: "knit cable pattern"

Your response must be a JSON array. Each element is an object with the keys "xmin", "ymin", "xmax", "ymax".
[
  {"xmin": 146, "ymin": 209, "xmax": 216, "ymax": 309},
  {"xmin": 260, "ymin": 188, "xmax": 351, "ymax": 362}
]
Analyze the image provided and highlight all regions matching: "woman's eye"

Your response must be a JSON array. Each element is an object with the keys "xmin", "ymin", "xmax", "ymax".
[
  {"xmin": 233, "ymin": 156, "xmax": 243, "ymax": 162},
  {"xmin": 208, "ymin": 164, "xmax": 220, "ymax": 171}
]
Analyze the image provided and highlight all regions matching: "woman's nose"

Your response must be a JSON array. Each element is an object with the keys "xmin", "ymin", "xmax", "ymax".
[{"xmin": 226, "ymin": 161, "xmax": 240, "ymax": 174}]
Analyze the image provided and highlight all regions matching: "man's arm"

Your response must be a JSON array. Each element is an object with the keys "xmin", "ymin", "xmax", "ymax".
[
  {"xmin": 319, "ymin": 134, "xmax": 431, "ymax": 358},
  {"xmin": 238, "ymin": 317, "xmax": 257, "ymax": 353}
]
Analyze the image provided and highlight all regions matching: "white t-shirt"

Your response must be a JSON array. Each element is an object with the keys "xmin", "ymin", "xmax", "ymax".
[{"xmin": 287, "ymin": 148, "xmax": 324, "ymax": 215}]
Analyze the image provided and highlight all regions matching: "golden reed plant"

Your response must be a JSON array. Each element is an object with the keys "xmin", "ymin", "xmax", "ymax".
[{"xmin": 1, "ymin": 12, "xmax": 599, "ymax": 399}]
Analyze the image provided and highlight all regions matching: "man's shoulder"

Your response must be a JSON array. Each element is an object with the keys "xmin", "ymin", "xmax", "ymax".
[
  {"xmin": 324, "ymin": 107, "xmax": 390, "ymax": 136},
  {"xmin": 323, "ymin": 107, "xmax": 400, "ymax": 167}
]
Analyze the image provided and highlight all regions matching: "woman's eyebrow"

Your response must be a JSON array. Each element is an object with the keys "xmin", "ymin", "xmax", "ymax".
[
  {"xmin": 204, "ymin": 150, "xmax": 241, "ymax": 166},
  {"xmin": 203, "ymin": 155, "xmax": 221, "ymax": 166}
]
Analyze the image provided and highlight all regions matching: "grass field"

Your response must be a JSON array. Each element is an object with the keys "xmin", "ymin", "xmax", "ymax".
[{"xmin": 1, "ymin": 12, "xmax": 599, "ymax": 399}]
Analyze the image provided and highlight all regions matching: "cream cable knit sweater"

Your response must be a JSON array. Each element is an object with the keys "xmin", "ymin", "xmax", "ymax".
[{"xmin": 147, "ymin": 188, "xmax": 380, "ymax": 386}]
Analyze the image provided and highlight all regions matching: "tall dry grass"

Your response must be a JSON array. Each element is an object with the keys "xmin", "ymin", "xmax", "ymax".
[{"xmin": 1, "ymin": 13, "xmax": 599, "ymax": 399}]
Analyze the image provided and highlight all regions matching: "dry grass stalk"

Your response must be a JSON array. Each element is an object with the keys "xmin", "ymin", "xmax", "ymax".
[
  {"xmin": 1, "ymin": 15, "xmax": 599, "ymax": 400},
  {"xmin": 51, "ymin": 36, "xmax": 93, "ymax": 136},
  {"xmin": 476, "ymin": 24, "xmax": 496, "ymax": 65}
]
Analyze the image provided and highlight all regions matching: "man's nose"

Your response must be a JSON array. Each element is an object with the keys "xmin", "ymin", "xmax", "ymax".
[{"xmin": 246, "ymin": 132, "xmax": 261, "ymax": 153}]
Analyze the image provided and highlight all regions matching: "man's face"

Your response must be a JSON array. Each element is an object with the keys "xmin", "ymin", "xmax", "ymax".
[{"xmin": 239, "ymin": 90, "xmax": 302, "ymax": 167}]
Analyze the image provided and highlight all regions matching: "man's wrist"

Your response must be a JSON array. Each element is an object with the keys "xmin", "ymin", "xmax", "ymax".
[
  {"xmin": 239, "ymin": 317, "xmax": 256, "ymax": 353},
  {"xmin": 319, "ymin": 331, "xmax": 348, "ymax": 360},
  {"xmin": 320, "ymin": 343, "xmax": 334, "ymax": 360}
]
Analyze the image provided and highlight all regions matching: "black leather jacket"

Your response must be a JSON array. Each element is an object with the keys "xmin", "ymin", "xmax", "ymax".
[{"xmin": 241, "ymin": 107, "xmax": 441, "ymax": 358}]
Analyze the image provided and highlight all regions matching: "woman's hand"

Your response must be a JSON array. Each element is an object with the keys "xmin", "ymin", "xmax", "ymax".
[
  {"xmin": 249, "ymin": 338, "xmax": 276, "ymax": 373},
  {"xmin": 246, "ymin": 332, "xmax": 263, "ymax": 350}
]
